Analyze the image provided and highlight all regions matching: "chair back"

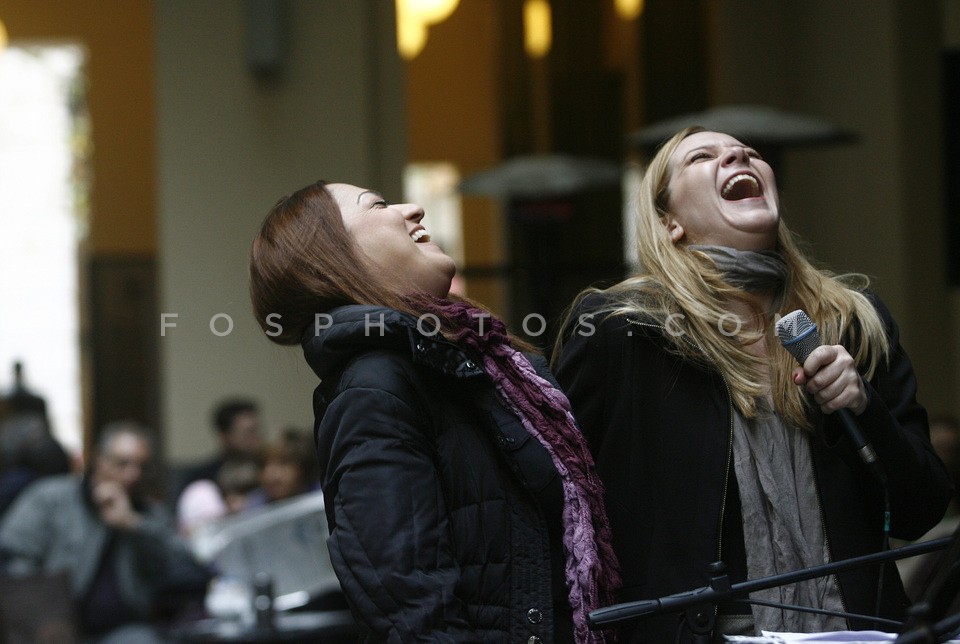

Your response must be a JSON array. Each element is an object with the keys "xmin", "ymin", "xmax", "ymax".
[{"xmin": 0, "ymin": 570, "xmax": 77, "ymax": 644}]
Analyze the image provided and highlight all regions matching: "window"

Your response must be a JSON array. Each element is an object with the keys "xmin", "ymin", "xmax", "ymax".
[
  {"xmin": 0, "ymin": 44, "xmax": 89, "ymax": 454},
  {"xmin": 403, "ymin": 162, "xmax": 465, "ymax": 293}
]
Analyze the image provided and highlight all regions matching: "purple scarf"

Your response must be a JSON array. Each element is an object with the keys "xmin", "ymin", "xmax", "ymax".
[{"xmin": 417, "ymin": 296, "xmax": 621, "ymax": 643}]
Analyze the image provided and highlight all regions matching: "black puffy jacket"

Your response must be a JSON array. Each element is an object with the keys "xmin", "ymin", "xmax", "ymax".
[{"xmin": 302, "ymin": 305, "xmax": 572, "ymax": 643}]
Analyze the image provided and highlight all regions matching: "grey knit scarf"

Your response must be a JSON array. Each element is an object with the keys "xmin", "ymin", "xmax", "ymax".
[{"xmin": 690, "ymin": 245, "xmax": 788, "ymax": 295}]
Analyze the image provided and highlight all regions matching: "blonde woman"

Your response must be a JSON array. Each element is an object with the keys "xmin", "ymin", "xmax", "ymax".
[{"xmin": 553, "ymin": 128, "xmax": 951, "ymax": 642}]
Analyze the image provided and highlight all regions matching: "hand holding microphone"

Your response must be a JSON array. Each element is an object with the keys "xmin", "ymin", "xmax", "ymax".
[
  {"xmin": 776, "ymin": 310, "xmax": 881, "ymax": 475},
  {"xmin": 790, "ymin": 341, "xmax": 868, "ymax": 417}
]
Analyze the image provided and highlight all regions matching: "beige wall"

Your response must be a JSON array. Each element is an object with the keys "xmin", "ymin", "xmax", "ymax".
[
  {"xmin": 154, "ymin": 1, "xmax": 405, "ymax": 462},
  {"xmin": 708, "ymin": 0, "xmax": 957, "ymax": 417},
  {"xmin": 947, "ymin": 0, "xmax": 960, "ymax": 48},
  {"xmin": 1, "ymin": 0, "xmax": 156, "ymax": 256}
]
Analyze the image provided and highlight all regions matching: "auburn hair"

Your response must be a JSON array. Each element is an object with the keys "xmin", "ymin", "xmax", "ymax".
[
  {"xmin": 249, "ymin": 181, "xmax": 417, "ymax": 345},
  {"xmin": 249, "ymin": 181, "xmax": 536, "ymax": 351}
]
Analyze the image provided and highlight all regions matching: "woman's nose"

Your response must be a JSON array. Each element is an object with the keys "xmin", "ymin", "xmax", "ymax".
[
  {"xmin": 722, "ymin": 146, "xmax": 749, "ymax": 165},
  {"xmin": 402, "ymin": 203, "xmax": 425, "ymax": 223}
]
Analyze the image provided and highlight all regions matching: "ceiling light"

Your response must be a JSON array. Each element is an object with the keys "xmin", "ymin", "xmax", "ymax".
[
  {"xmin": 524, "ymin": 0, "xmax": 552, "ymax": 59},
  {"xmin": 614, "ymin": 0, "xmax": 644, "ymax": 21},
  {"xmin": 396, "ymin": 0, "xmax": 460, "ymax": 60}
]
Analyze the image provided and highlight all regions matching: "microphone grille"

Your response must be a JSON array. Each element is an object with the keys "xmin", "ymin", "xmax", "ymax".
[{"xmin": 776, "ymin": 309, "xmax": 821, "ymax": 363}]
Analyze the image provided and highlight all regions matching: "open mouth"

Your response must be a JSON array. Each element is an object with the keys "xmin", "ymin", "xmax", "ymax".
[
  {"xmin": 721, "ymin": 173, "xmax": 762, "ymax": 201},
  {"xmin": 411, "ymin": 229, "xmax": 431, "ymax": 243}
]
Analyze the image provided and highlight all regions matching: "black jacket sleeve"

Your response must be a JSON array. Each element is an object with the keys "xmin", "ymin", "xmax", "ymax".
[
  {"xmin": 315, "ymin": 352, "xmax": 482, "ymax": 643},
  {"xmin": 836, "ymin": 294, "xmax": 953, "ymax": 539}
]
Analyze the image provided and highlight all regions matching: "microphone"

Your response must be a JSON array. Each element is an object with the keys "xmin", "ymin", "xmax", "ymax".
[{"xmin": 776, "ymin": 310, "xmax": 879, "ymax": 469}]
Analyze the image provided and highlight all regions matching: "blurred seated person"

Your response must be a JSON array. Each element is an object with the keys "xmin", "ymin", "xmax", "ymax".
[
  {"xmin": 176, "ymin": 456, "xmax": 261, "ymax": 537},
  {"xmin": 0, "ymin": 421, "xmax": 205, "ymax": 643},
  {"xmin": 174, "ymin": 398, "xmax": 262, "ymax": 501},
  {"xmin": 0, "ymin": 412, "xmax": 71, "ymax": 517},
  {"xmin": 245, "ymin": 427, "xmax": 320, "ymax": 507},
  {"xmin": 929, "ymin": 414, "xmax": 960, "ymax": 516}
]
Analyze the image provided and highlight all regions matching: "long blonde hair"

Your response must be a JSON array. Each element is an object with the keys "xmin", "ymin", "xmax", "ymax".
[{"xmin": 558, "ymin": 127, "xmax": 889, "ymax": 428}]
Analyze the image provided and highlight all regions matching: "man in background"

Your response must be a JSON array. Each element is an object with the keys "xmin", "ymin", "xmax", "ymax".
[{"xmin": 0, "ymin": 421, "xmax": 203, "ymax": 643}]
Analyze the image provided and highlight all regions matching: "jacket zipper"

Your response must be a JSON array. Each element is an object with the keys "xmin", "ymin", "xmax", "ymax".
[{"xmin": 716, "ymin": 382, "xmax": 734, "ymax": 568}]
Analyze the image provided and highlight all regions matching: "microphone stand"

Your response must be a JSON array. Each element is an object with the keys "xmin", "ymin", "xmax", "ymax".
[
  {"xmin": 895, "ymin": 524, "xmax": 960, "ymax": 643},
  {"xmin": 588, "ymin": 537, "xmax": 954, "ymax": 637},
  {"xmin": 894, "ymin": 611, "xmax": 960, "ymax": 644}
]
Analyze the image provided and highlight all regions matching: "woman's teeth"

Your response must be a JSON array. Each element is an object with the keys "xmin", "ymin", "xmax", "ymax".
[
  {"xmin": 721, "ymin": 174, "xmax": 761, "ymax": 200},
  {"xmin": 411, "ymin": 229, "xmax": 431, "ymax": 243}
]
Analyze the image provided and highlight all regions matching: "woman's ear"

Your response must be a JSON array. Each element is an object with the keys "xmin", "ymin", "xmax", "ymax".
[{"xmin": 663, "ymin": 218, "xmax": 685, "ymax": 244}]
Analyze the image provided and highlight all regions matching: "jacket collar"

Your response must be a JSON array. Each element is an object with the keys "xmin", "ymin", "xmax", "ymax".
[{"xmin": 301, "ymin": 305, "xmax": 485, "ymax": 381}]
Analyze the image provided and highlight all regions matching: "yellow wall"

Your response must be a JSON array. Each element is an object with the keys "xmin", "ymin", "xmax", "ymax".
[
  {"xmin": 1, "ymin": 0, "xmax": 156, "ymax": 255},
  {"xmin": 406, "ymin": 1, "xmax": 508, "ymax": 315}
]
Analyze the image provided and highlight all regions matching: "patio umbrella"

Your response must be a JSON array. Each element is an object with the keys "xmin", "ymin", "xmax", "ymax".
[
  {"xmin": 458, "ymin": 153, "xmax": 622, "ymax": 200},
  {"xmin": 628, "ymin": 104, "xmax": 857, "ymax": 152}
]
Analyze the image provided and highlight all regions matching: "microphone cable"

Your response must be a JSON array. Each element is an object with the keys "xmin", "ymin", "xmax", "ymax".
[{"xmin": 776, "ymin": 309, "xmax": 893, "ymax": 628}]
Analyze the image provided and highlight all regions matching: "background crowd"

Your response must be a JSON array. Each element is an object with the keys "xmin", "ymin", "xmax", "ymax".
[{"xmin": 0, "ymin": 384, "xmax": 325, "ymax": 642}]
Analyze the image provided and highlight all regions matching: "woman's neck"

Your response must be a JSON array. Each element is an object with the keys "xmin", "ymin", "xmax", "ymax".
[{"xmin": 725, "ymin": 291, "xmax": 776, "ymax": 359}]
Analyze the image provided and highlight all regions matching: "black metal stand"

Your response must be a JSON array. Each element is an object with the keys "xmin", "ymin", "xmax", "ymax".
[
  {"xmin": 588, "ymin": 536, "xmax": 954, "ymax": 632},
  {"xmin": 893, "ymin": 609, "xmax": 960, "ymax": 644},
  {"xmin": 675, "ymin": 562, "xmax": 732, "ymax": 643},
  {"xmin": 895, "ymin": 526, "xmax": 960, "ymax": 643}
]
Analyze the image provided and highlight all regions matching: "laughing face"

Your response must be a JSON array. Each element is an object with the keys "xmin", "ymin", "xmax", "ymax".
[
  {"xmin": 662, "ymin": 131, "xmax": 780, "ymax": 251},
  {"xmin": 328, "ymin": 183, "xmax": 456, "ymax": 298}
]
